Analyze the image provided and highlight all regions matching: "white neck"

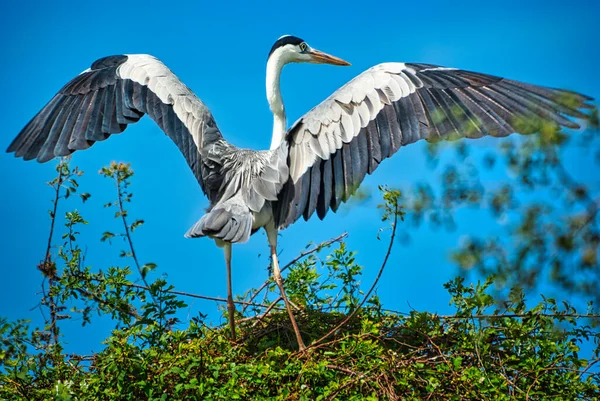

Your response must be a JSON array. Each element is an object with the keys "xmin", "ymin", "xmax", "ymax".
[{"xmin": 266, "ymin": 49, "xmax": 288, "ymax": 149}]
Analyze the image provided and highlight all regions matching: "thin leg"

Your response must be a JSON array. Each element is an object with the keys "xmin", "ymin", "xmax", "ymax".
[
  {"xmin": 224, "ymin": 243, "xmax": 236, "ymax": 341},
  {"xmin": 270, "ymin": 243, "xmax": 306, "ymax": 351}
]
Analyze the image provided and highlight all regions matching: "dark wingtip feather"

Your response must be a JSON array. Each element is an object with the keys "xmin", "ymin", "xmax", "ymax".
[
  {"xmin": 7, "ymin": 129, "xmax": 27, "ymax": 154},
  {"xmin": 6, "ymin": 133, "xmax": 23, "ymax": 153}
]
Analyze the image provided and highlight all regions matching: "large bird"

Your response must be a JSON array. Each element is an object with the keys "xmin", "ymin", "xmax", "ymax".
[{"xmin": 7, "ymin": 35, "xmax": 593, "ymax": 351}]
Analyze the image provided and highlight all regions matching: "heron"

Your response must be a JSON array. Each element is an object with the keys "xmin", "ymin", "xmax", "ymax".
[{"xmin": 7, "ymin": 35, "xmax": 593, "ymax": 351}]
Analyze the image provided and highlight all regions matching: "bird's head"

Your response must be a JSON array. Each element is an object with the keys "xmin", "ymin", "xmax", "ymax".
[{"xmin": 268, "ymin": 35, "xmax": 350, "ymax": 66}]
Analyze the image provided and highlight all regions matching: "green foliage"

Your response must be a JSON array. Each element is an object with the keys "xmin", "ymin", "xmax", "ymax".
[{"xmin": 1, "ymin": 272, "xmax": 598, "ymax": 400}]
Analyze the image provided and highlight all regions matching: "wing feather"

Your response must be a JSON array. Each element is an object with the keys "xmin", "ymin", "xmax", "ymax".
[
  {"xmin": 304, "ymin": 161, "xmax": 321, "ymax": 220},
  {"xmin": 7, "ymin": 54, "xmax": 227, "ymax": 196},
  {"xmin": 365, "ymin": 122, "xmax": 381, "ymax": 173},
  {"xmin": 38, "ymin": 97, "xmax": 78, "ymax": 163},
  {"xmin": 18, "ymin": 96, "xmax": 64, "ymax": 160},
  {"xmin": 341, "ymin": 142, "xmax": 353, "ymax": 201},
  {"xmin": 86, "ymin": 88, "xmax": 108, "ymax": 141},
  {"xmin": 317, "ymin": 158, "xmax": 333, "ymax": 219},
  {"xmin": 331, "ymin": 148, "xmax": 345, "ymax": 212},
  {"xmin": 275, "ymin": 62, "xmax": 594, "ymax": 228},
  {"xmin": 53, "ymin": 95, "xmax": 86, "ymax": 157}
]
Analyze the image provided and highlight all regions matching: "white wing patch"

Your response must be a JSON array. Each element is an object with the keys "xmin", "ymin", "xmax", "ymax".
[
  {"xmin": 288, "ymin": 62, "xmax": 422, "ymax": 182},
  {"xmin": 116, "ymin": 54, "xmax": 210, "ymax": 152}
]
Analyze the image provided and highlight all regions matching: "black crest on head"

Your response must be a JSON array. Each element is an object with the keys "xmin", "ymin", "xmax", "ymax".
[{"xmin": 268, "ymin": 35, "xmax": 304, "ymax": 59}]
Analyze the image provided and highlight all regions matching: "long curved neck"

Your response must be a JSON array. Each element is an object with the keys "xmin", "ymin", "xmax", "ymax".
[{"xmin": 266, "ymin": 51, "xmax": 288, "ymax": 149}]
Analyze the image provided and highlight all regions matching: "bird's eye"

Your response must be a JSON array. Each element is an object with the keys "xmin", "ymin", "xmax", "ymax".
[{"xmin": 299, "ymin": 43, "xmax": 307, "ymax": 52}]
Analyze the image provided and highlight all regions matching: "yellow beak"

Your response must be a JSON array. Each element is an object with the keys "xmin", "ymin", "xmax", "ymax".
[{"xmin": 308, "ymin": 49, "xmax": 351, "ymax": 66}]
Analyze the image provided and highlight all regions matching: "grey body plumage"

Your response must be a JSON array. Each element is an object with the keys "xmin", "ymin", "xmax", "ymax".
[
  {"xmin": 187, "ymin": 144, "xmax": 288, "ymax": 243},
  {"xmin": 7, "ymin": 38, "xmax": 594, "ymax": 350}
]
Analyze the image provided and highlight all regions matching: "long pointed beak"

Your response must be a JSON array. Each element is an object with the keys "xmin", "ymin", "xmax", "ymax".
[{"xmin": 308, "ymin": 49, "xmax": 351, "ymax": 66}]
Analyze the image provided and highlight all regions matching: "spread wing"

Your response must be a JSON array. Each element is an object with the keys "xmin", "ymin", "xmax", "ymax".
[
  {"xmin": 7, "ymin": 54, "xmax": 226, "ymax": 196},
  {"xmin": 274, "ymin": 62, "xmax": 594, "ymax": 228}
]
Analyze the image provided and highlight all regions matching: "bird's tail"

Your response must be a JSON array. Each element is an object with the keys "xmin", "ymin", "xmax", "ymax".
[{"xmin": 185, "ymin": 198, "xmax": 253, "ymax": 243}]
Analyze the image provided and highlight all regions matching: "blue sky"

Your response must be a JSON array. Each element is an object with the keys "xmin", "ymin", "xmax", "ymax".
[{"xmin": 1, "ymin": 0, "xmax": 598, "ymax": 354}]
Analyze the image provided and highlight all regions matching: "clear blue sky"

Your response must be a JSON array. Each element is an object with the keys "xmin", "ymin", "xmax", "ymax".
[{"xmin": 1, "ymin": 0, "xmax": 598, "ymax": 355}]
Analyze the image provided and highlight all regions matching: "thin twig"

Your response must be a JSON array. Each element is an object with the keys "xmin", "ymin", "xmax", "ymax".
[
  {"xmin": 112, "ymin": 168, "xmax": 165, "ymax": 327},
  {"xmin": 309, "ymin": 205, "xmax": 398, "ymax": 350},
  {"xmin": 40, "ymin": 160, "xmax": 66, "ymax": 346},
  {"xmin": 67, "ymin": 268, "xmax": 282, "ymax": 316},
  {"xmin": 242, "ymin": 232, "xmax": 348, "ymax": 314},
  {"xmin": 75, "ymin": 286, "xmax": 140, "ymax": 320},
  {"xmin": 115, "ymin": 174, "xmax": 151, "ymax": 291},
  {"xmin": 124, "ymin": 282, "xmax": 282, "ymax": 309},
  {"xmin": 578, "ymin": 359, "xmax": 600, "ymax": 378},
  {"xmin": 44, "ymin": 166, "xmax": 62, "ymax": 265},
  {"xmin": 281, "ymin": 232, "xmax": 349, "ymax": 274}
]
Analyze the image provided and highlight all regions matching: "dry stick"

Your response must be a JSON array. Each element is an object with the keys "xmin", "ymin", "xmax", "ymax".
[
  {"xmin": 241, "ymin": 232, "xmax": 349, "ymax": 315},
  {"xmin": 308, "ymin": 206, "xmax": 399, "ymax": 351}
]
